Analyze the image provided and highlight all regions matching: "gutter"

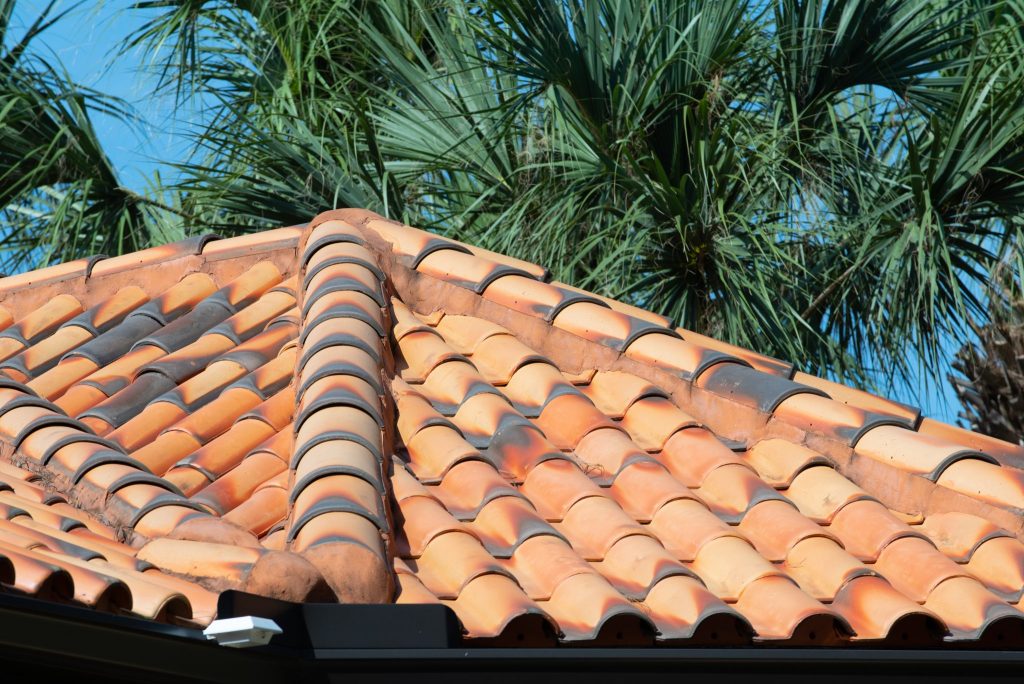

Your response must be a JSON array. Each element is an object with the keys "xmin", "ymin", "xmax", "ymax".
[
  {"xmin": 2, "ymin": 590, "xmax": 1023, "ymax": 683},
  {"xmin": 220, "ymin": 592, "xmax": 1024, "ymax": 682},
  {"xmin": 0, "ymin": 592, "xmax": 292, "ymax": 684}
]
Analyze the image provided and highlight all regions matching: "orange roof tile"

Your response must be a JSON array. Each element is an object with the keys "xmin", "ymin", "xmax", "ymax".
[{"xmin": 0, "ymin": 210, "xmax": 1021, "ymax": 647}]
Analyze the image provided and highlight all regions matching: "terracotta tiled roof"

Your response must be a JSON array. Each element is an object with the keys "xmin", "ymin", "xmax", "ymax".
[{"xmin": 0, "ymin": 210, "xmax": 1023, "ymax": 647}]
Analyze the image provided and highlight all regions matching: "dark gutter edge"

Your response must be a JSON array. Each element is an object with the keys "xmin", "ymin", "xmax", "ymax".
[
  {"xmin": 303, "ymin": 647, "xmax": 1024, "ymax": 684},
  {"xmin": 0, "ymin": 591, "xmax": 203, "ymax": 640},
  {"xmin": 309, "ymin": 646, "xmax": 1024, "ymax": 665},
  {"xmin": 221, "ymin": 591, "xmax": 1024, "ymax": 660},
  {"xmin": 219, "ymin": 592, "xmax": 1024, "ymax": 681},
  {"xmin": 0, "ymin": 592, "xmax": 294, "ymax": 684},
  {"xmin": 1, "ymin": 591, "xmax": 1023, "ymax": 683}
]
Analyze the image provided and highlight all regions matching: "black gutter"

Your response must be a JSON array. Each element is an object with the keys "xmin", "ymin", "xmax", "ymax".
[
  {"xmin": 306, "ymin": 647, "xmax": 1024, "ymax": 683},
  {"xmin": 0, "ymin": 592, "xmax": 297, "ymax": 684},
  {"xmin": 220, "ymin": 592, "xmax": 1024, "ymax": 683},
  {"xmin": 2, "ymin": 590, "xmax": 1023, "ymax": 683}
]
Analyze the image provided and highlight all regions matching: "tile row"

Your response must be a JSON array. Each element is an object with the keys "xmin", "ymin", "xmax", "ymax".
[
  {"xmin": 0, "ymin": 457, "xmax": 218, "ymax": 625},
  {"xmin": 0, "ymin": 227, "xmax": 301, "ymax": 298}
]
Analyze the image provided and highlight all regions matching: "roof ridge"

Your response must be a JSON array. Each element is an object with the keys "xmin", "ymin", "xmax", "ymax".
[{"xmin": 283, "ymin": 214, "xmax": 396, "ymax": 603}]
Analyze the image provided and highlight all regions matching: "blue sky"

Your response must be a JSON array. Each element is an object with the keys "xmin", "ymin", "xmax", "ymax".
[
  {"xmin": 13, "ymin": 1, "xmax": 190, "ymax": 191},
  {"xmin": 9, "ymin": 0, "xmax": 966, "ymax": 422}
]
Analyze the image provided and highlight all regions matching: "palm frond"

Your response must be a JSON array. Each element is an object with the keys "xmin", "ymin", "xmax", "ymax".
[
  {"xmin": 108, "ymin": 0, "xmax": 1024, "ymax": 404},
  {"xmin": 0, "ymin": 1, "xmax": 182, "ymax": 273}
]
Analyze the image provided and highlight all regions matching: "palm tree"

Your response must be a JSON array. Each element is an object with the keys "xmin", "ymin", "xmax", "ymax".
[
  {"xmin": 0, "ymin": 0, "xmax": 184, "ymax": 274},
  {"xmin": 6, "ymin": 0, "xmax": 1024, "ymax": 405},
  {"xmin": 950, "ymin": 270, "xmax": 1024, "ymax": 444}
]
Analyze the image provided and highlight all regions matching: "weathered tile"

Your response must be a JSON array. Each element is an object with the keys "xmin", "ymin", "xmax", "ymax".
[
  {"xmin": 874, "ymin": 536, "xmax": 970, "ymax": 603},
  {"xmin": 828, "ymin": 499, "xmax": 925, "ymax": 562},
  {"xmin": 783, "ymin": 466, "xmax": 875, "ymax": 523},
  {"xmin": 535, "ymin": 393, "xmax": 620, "ymax": 450},
  {"xmin": 919, "ymin": 511, "xmax": 1014, "ymax": 562},
  {"xmin": 774, "ymin": 393, "xmax": 908, "ymax": 446},
  {"xmin": 417, "ymin": 249, "xmax": 533, "ymax": 294},
  {"xmin": 856, "ymin": 424, "xmax": 995, "ymax": 480},
  {"xmin": 696, "ymin": 362, "xmax": 824, "ymax": 413},
  {"xmin": 741, "ymin": 438, "xmax": 829, "ymax": 488},
  {"xmin": 619, "ymin": 396, "xmax": 699, "ymax": 451},
  {"xmin": 793, "ymin": 372, "xmax": 921, "ymax": 425},
  {"xmin": 831, "ymin": 576, "xmax": 945, "ymax": 643},
  {"xmin": 483, "ymin": 275, "xmax": 601, "ymax": 322},
  {"xmin": 936, "ymin": 458, "xmax": 1024, "ymax": 511},
  {"xmin": 553, "ymin": 302, "xmax": 668, "ymax": 351},
  {"xmin": 624, "ymin": 331, "xmax": 736, "ymax": 380},
  {"xmin": 541, "ymin": 572, "xmax": 655, "ymax": 644},
  {"xmin": 923, "ymin": 576, "xmax": 1024, "ymax": 641}
]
